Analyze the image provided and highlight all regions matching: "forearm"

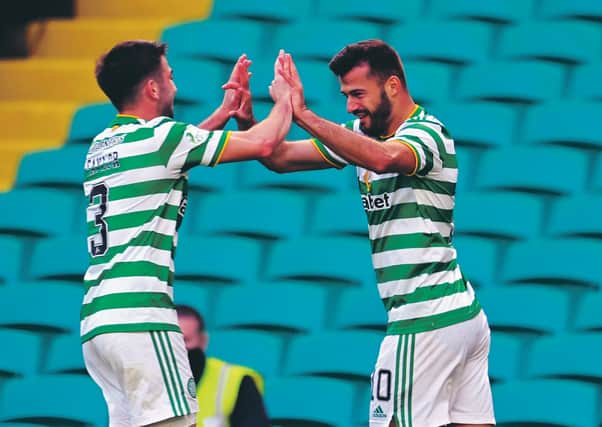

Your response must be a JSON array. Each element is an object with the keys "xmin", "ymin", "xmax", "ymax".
[
  {"xmin": 245, "ymin": 100, "xmax": 291, "ymax": 148},
  {"xmin": 197, "ymin": 106, "xmax": 231, "ymax": 130}
]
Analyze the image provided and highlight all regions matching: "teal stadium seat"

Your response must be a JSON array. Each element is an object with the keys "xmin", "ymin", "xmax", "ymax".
[
  {"xmin": 492, "ymin": 379, "xmax": 598, "ymax": 427},
  {"xmin": 170, "ymin": 58, "xmax": 226, "ymax": 105},
  {"xmin": 0, "ymin": 330, "xmax": 41, "ymax": 378},
  {"xmin": 0, "ymin": 189, "xmax": 78, "ymax": 237},
  {"xmin": 191, "ymin": 190, "xmax": 307, "ymax": 240},
  {"xmin": 173, "ymin": 102, "xmax": 214, "ymax": 125},
  {"xmin": 502, "ymin": 238, "xmax": 602, "ymax": 289},
  {"xmin": 549, "ymin": 194, "xmax": 602, "ymax": 238},
  {"xmin": 66, "ymin": 102, "xmax": 116, "ymax": 144},
  {"xmin": 575, "ymin": 292, "xmax": 602, "ymax": 331},
  {"xmin": 434, "ymin": 102, "xmax": 517, "ymax": 148},
  {"xmin": 173, "ymin": 283, "xmax": 213, "ymax": 326},
  {"xmin": 498, "ymin": 21, "xmax": 601, "ymax": 63},
  {"xmin": 456, "ymin": 61, "xmax": 564, "ymax": 103},
  {"xmin": 311, "ymin": 192, "xmax": 368, "ymax": 238},
  {"xmin": 429, "ymin": 0, "xmax": 534, "ymax": 23},
  {"xmin": 29, "ymin": 236, "xmax": 87, "ymax": 282},
  {"xmin": 570, "ymin": 62, "xmax": 602, "ymax": 101},
  {"xmin": 594, "ymin": 155, "xmax": 602, "ymax": 193},
  {"xmin": 527, "ymin": 333, "xmax": 602, "ymax": 382},
  {"xmin": 404, "ymin": 61, "xmax": 453, "ymax": 105},
  {"xmin": 161, "ymin": 20, "xmax": 264, "ymax": 62},
  {"xmin": 489, "ymin": 332, "xmax": 523, "ymax": 382},
  {"xmin": 540, "ymin": 0, "xmax": 602, "ymax": 20},
  {"xmin": 266, "ymin": 237, "xmax": 375, "ymax": 286},
  {"xmin": 453, "ymin": 235, "xmax": 499, "ymax": 288},
  {"xmin": 454, "ymin": 192, "xmax": 544, "ymax": 240},
  {"xmin": 274, "ymin": 20, "xmax": 382, "ymax": 61},
  {"xmin": 334, "ymin": 287, "xmax": 386, "ymax": 331},
  {"xmin": 175, "ymin": 236, "xmax": 262, "ymax": 284},
  {"xmin": 208, "ymin": 330, "xmax": 284, "ymax": 379},
  {"xmin": 388, "ymin": 22, "xmax": 493, "ymax": 64},
  {"xmin": 186, "ymin": 161, "xmax": 241, "ymax": 194},
  {"xmin": 0, "ymin": 375, "xmax": 107, "ymax": 426},
  {"xmin": 523, "ymin": 102, "xmax": 602, "ymax": 149},
  {"xmin": 474, "ymin": 146, "xmax": 588, "ymax": 195},
  {"xmin": 211, "ymin": 0, "xmax": 312, "ymax": 22},
  {"xmin": 283, "ymin": 331, "xmax": 382, "ymax": 380},
  {"xmin": 0, "ymin": 236, "xmax": 24, "ymax": 284},
  {"xmin": 478, "ymin": 285, "xmax": 570, "ymax": 334},
  {"xmin": 317, "ymin": 0, "xmax": 422, "ymax": 23},
  {"xmin": 44, "ymin": 333, "xmax": 86, "ymax": 375},
  {"xmin": 265, "ymin": 377, "xmax": 356, "ymax": 426},
  {"xmin": 15, "ymin": 145, "xmax": 88, "ymax": 189}
]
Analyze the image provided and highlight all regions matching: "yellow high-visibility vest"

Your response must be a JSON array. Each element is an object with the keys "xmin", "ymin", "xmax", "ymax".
[{"xmin": 196, "ymin": 357, "xmax": 264, "ymax": 427}]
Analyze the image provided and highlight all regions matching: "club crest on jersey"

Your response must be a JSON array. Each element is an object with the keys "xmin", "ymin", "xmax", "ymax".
[{"xmin": 362, "ymin": 192, "xmax": 391, "ymax": 212}]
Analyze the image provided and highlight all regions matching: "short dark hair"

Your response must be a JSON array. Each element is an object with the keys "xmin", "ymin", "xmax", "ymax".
[
  {"xmin": 328, "ymin": 39, "xmax": 406, "ymax": 87},
  {"xmin": 175, "ymin": 304, "xmax": 206, "ymax": 332},
  {"xmin": 95, "ymin": 40, "xmax": 167, "ymax": 110}
]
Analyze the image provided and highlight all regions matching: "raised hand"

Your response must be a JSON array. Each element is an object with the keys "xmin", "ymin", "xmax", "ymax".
[
  {"xmin": 277, "ymin": 51, "xmax": 306, "ymax": 118},
  {"xmin": 221, "ymin": 54, "xmax": 255, "ymax": 128},
  {"xmin": 269, "ymin": 49, "xmax": 292, "ymax": 106}
]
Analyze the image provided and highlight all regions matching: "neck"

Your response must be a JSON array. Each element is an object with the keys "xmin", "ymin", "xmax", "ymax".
[
  {"xmin": 385, "ymin": 96, "xmax": 416, "ymax": 137},
  {"xmin": 119, "ymin": 104, "xmax": 160, "ymax": 121}
]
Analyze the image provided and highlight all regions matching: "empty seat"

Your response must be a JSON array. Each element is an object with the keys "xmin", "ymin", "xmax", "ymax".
[
  {"xmin": 0, "ymin": 235, "xmax": 24, "ymax": 284},
  {"xmin": 317, "ymin": 0, "xmax": 422, "ymax": 23},
  {"xmin": 570, "ymin": 62, "xmax": 602, "ymax": 101},
  {"xmin": 0, "ymin": 329, "xmax": 41, "ymax": 378},
  {"xmin": 44, "ymin": 333, "xmax": 86, "ymax": 374},
  {"xmin": 334, "ymin": 287, "xmax": 386, "ymax": 331},
  {"xmin": 170, "ymin": 58, "xmax": 226, "ymax": 104},
  {"xmin": 161, "ymin": 20, "xmax": 264, "ymax": 62},
  {"xmin": 0, "ymin": 375, "xmax": 107, "ymax": 426},
  {"xmin": 29, "ymin": 236, "xmax": 88, "ymax": 282},
  {"xmin": 211, "ymin": 0, "xmax": 312, "ymax": 22},
  {"xmin": 475, "ymin": 146, "xmax": 588, "ymax": 195},
  {"xmin": 493, "ymin": 379, "xmax": 598, "ymax": 427},
  {"xmin": 478, "ymin": 285, "xmax": 571, "ymax": 334},
  {"xmin": 429, "ymin": 0, "xmax": 534, "ymax": 23},
  {"xmin": 594, "ymin": 155, "xmax": 602, "ymax": 193},
  {"xmin": 453, "ymin": 235, "xmax": 499, "ymax": 288},
  {"xmin": 284, "ymin": 331, "xmax": 382, "ymax": 380},
  {"xmin": 15, "ymin": 145, "xmax": 88, "ymax": 190},
  {"xmin": 214, "ymin": 282, "xmax": 328, "ymax": 332},
  {"xmin": 404, "ymin": 61, "xmax": 453, "ymax": 105},
  {"xmin": 539, "ymin": 0, "xmax": 602, "ymax": 20},
  {"xmin": 389, "ymin": 22, "xmax": 493, "ymax": 64},
  {"xmin": 523, "ymin": 102, "xmax": 602, "ymax": 149},
  {"xmin": 266, "ymin": 237, "xmax": 375, "ymax": 286},
  {"xmin": 311, "ymin": 193, "xmax": 367, "ymax": 237},
  {"xmin": 575, "ymin": 292, "xmax": 602, "ymax": 331},
  {"xmin": 454, "ymin": 192, "xmax": 544, "ymax": 240},
  {"xmin": 66, "ymin": 102, "xmax": 116, "ymax": 144},
  {"xmin": 457, "ymin": 61, "xmax": 564, "ymax": 103},
  {"xmin": 208, "ymin": 330, "xmax": 284, "ymax": 379},
  {"xmin": 527, "ymin": 333, "xmax": 602, "ymax": 382},
  {"xmin": 498, "ymin": 21, "xmax": 601, "ymax": 63},
  {"xmin": 548, "ymin": 194, "xmax": 602, "ymax": 238},
  {"xmin": 191, "ymin": 190, "xmax": 307, "ymax": 240},
  {"xmin": 489, "ymin": 331, "xmax": 523, "ymax": 382},
  {"xmin": 187, "ymin": 160, "xmax": 241, "ymax": 193},
  {"xmin": 502, "ymin": 238, "xmax": 602, "ymax": 289}
]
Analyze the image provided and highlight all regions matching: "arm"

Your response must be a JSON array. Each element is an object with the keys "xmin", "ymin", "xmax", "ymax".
[{"xmin": 260, "ymin": 138, "xmax": 338, "ymax": 172}]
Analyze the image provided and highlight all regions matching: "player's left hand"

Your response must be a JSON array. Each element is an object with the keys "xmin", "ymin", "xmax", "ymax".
[
  {"xmin": 222, "ymin": 54, "xmax": 256, "ymax": 129},
  {"xmin": 277, "ymin": 51, "xmax": 307, "ymax": 119}
]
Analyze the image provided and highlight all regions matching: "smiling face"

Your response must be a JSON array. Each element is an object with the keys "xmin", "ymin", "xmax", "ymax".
[{"xmin": 339, "ymin": 62, "xmax": 393, "ymax": 137}]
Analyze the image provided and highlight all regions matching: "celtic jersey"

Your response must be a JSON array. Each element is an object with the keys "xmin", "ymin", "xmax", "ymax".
[
  {"xmin": 312, "ymin": 105, "xmax": 481, "ymax": 335},
  {"xmin": 81, "ymin": 115, "xmax": 230, "ymax": 342}
]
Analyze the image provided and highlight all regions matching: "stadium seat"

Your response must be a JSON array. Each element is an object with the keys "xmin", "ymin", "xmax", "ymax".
[
  {"xmin": 478, "ymin": 285, "xmax": 571, "ymax": 334},
  {"xmin": 523, "ymin": 102, "xmax": 602, "ymax": 149},
  {"xmin": 274, "ymin": 20, "xmax": 383, "ymax": 61},
  {"xmin": 434, "ymin": 102, "xmax": 517, "ymax": 148},
  {"xmin": 404, "ymin": 61, "xmax": 453, "ymax": 105},
  {"xmin": 454, "ymin": 192, "xmax": 544, "ymax": 240},
  {"xmin": 265, "ymin": 376, "xmax": 356, "ymax": 426},
  {"xmin": 0, "ymin": 283, "xmax": 81, "ymax": 333},
  {"xmin": 14, "ymin": 145, "xmax": 89, "ymax": 190},
  {"xmin": 527, "ymin": 333, "xmax": 602, "ymax": 382},
  {"xmin": 594, "ymin": 155, "xmax": 602, "ymax": 193},
  {"xmin": 548, "ymin": 194, "xmax": 602, "ymax": 238},
  {"xmin": 455, "ymin": 145, "xmax": 475, "ymax": 194},
  {"xmin": 502, "ymin": 238, "xmax": 602, "ymax": 289},
  {"xmin": 474, "ymin": 146, "xmax": 588, "ymax": 195},
  {"xmin": 175, "ymin": 236, "xmax": 262, "ymax": 284},
  {"xmin": 388, "ymin": 22, "xmax": 493, "ymax": 64},
  {"xmin": 429, "ymin": 0, "xmax": 534, "ymax": 23},
  {"xmin": 317, "ymin": 0, "xmax": 422, "ymax": 23},
  {"xmin": 214, "ymin": 282, "xmax": 328, "ymax": 332},
  {"xmin": 493, "ymin": 379, "xmax": 598, "ymax": 427},
  {"xmin": 456, "ymin": 61, "xmax": 564, "ymax": 103},
  {"xmin": 29, "ymin": 236, "xmax": 88, "ymax": 282},
  {"xmin": 284, "ymin": 331, "xmax": 382, "ymax": 380},
  {"xmin": 0, "ymin": 188, "xmax": 78, "ymax": 237},
  {"xmin": 169, "ymin": 58, "xmax": 226, "ymax": 104},
  {"xmin": 575, "ymin": 292, "xmax": 602, "ymax": 331},
  {"xmin": 539, "ymin": 0, "xmax": 602, "ymax": 20},
  {"xmin": 161, "ymin": 20, "xmax": 264, "ymax": 62},
  {"xmin": 172, "ymin": 283, "xmax": 213, "ymax": 327},
  {"xmin": 66, "ymin": 102, "xmax": 116, "ymax": 144},
  {"xmin": 0, "ymin": 375, "xmax": 107, "ymax": 426},
  {"xmin": 211, "ymin": 0, "xmax": 312, "ymax": 22},
  {"xmin": 44, "ymin": 333, "xmax": 86, "ymax": 375},
  {"xmin": 266, "ymin": 236, "xmax": 375, "ymax": 286},
  {"xmin": 311, "ymin": 192, "xmax": 367, "ymax": 238},
  {"xmin": 191, "ymin": 190, "xmax": 307, "ymax": 240},
  {"xmin": 453, "ymin": 235, "xmax": 500, "ymax": 288},
  {"xmin": 334, "ymin": 287, "xmax": 386, "ymax": 331},
  {"xmin": 0, "ymin": 236, "xmax": 24, "ymax": 284},
  {"xmin": 498, "ymin": 21, "xmax": 601, "ymax": 63},
  {"xmin": 208, "ymin": 330, "xmax": 284, "ymax": 379},
  {"xmin": 173, "ymin": 102, "xmax": 215, "ymax": 125},
  {"xmin": 570, "ymin": 62, "xmax": 602, "ymax": 101},
  {"xmin": 489, "ymin": 332, "xmax": 523, "ymax": 382},
  {"xmin": 0, "ymin": 329, "xmax": 41, "ymax": 378},
  {"xmin": 187, "ymin": 161, "xmax": 241, "ymax": 194}
]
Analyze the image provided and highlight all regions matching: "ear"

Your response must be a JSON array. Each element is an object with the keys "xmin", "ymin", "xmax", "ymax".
[
  {"xmin": 384, "ymin": 75, "xmax": 401, "ymax": 98},
  {"xmin": 144, "ymin": 78, "xmax": 160, "ymax": 101}
]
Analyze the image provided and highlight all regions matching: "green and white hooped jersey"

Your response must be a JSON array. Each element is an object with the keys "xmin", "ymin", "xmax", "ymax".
[
  {"xmin": 312, "ymin": 105, "xmax": 481, "ymax": 335},
  {"xmin": 81, "ymin": 115, "xmax": 230, "ymax": 343}
]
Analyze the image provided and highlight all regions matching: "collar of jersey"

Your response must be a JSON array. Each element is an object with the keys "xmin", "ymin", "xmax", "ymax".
[
  {"xmin": 110, "ymin": 114, "xmax": 144, "ymax": 127},
  {"xmin": 377, "ymin": 104, "xmax": 422, "ymax": 141}
]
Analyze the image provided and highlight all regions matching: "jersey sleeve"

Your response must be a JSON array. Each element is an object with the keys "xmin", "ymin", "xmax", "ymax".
[
  {"xmin": 309, "ymin": 121, "xmax": 356, "ymax": 169},
  {"xmin": 388, "ymin": 122, "xmax": 445, "ymax": 177}
]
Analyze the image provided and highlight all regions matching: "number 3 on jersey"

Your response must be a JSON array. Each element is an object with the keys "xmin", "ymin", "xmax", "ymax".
[{"xmin": 89, "ymin": 183, "xmax": 109, "ymax": 257}]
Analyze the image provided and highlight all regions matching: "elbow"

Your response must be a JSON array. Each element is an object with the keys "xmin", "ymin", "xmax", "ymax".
[
  {"xmin": 255, "ymin": 137, "xmax": 278, "ymax": 159},
  {"xmin": 370, "ymin": 153, "xmax": 396, "ymax": 174}
]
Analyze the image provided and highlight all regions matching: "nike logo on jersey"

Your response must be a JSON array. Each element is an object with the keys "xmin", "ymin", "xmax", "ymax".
[{"xmin": 362, "ymin": 193, "xmax": 391, "ymax": 211}]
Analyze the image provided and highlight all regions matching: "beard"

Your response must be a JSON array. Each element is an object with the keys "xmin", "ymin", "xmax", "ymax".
[
  {"xmin": 160, "ymin": 100, "xmax": 174, "ymax": 118},
  {"xmin": 357, "ymin": 90, "xmax": 392, "ymax": 137}
]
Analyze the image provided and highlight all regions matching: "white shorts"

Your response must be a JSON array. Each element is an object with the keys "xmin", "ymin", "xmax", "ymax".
[
  {"xmin": 369, "ymin": 311, "xmax": 495, "ymax": 427},
  {"xmin": 83, "ymin": 331, "xmax": 198, "ymax": 427}
]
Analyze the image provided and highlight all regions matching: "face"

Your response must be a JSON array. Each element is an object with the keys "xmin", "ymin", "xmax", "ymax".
[
  {"xmin": 156, "ymin": 56, "xmax": 177, "ymax": 118},
  {"xmin": 339, "ymin": 63, "xmax": 392, "ymax": 137},
  {"xmin": 178, "ymin": 315, "xmax": 207, "ymax": 351}
]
